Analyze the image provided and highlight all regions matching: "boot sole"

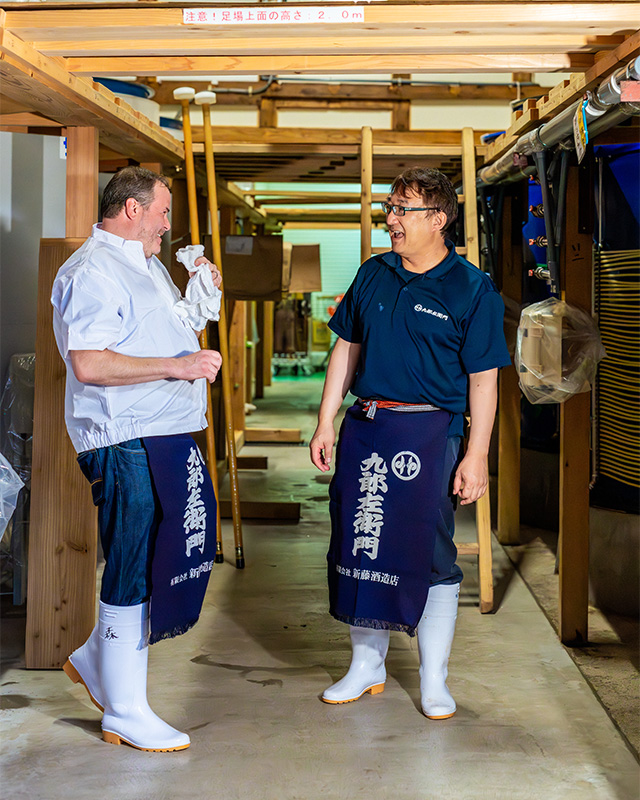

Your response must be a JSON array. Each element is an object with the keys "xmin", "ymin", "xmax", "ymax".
[
  {"xmin": 321, "ymin": 683, "xmax": 385, "ymax": 704},
  {"xmin": 423, "ymin": 709, "xmax": 456, "ymax": 720},
  {"xmin": 63, "ymin": 659, "xmax": 104, "ymax": 712},
  {"xmin": 102, "ymin": 730, "xmax": 190, "ymax": 752}
]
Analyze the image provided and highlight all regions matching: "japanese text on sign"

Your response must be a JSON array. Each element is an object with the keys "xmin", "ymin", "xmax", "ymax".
[
  {"xmin": 353, "ymin": 451, "xmax": 388, "ymax": 561},
  {"xmin": 184, "ymin": 447, "xmax": 207, "ymax": 558},
  {"xmin": 183, "ymin": 7, "xmax": 365, "ymax": 25}
]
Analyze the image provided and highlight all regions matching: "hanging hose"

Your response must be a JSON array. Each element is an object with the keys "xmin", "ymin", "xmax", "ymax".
[{"xmin": 532, "ymin": 150, "xmax": 560, "ymax": 295}]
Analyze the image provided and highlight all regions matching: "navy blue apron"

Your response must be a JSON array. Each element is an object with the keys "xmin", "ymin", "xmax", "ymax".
[
  {"xmin": 143, "ymin": 434, "xmax": 217, "ymax": 644},
  {"xmin": 328, "ymin": 404, "xmax": 449, "ymax": 636}
]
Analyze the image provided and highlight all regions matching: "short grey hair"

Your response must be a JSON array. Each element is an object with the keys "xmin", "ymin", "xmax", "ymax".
[{"xmin": 101, "ymin": 166, "xmax": 170, "ymax": 219}]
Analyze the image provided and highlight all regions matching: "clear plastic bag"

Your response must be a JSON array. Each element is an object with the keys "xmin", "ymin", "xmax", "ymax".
[
  {"xmin": 0, "ymin": 453, "xmax": 24, "ymax": 541},
  {"xmin": 515, "ymin": 298, "xmax": 606, "ymax": 405}
]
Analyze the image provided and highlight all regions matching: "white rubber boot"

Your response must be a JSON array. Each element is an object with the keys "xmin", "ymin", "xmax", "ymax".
[
  {"xmin": 99, "ymin": 601, "xmax": 190, "ymax": 752},
  {"xmin": 417, "ymin": 582, "xmax": 460, "ymax": 719},
  {"xmin": 322, "ymin": 626, "xmax": 389, "ymax": 704},
  {"xmin": 63, "ymin": 623, "xmax": 104, "ymax": 711}
]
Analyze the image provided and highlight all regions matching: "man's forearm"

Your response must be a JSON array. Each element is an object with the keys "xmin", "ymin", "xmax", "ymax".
[
  {"xmin": 317, "ymin": 338, "xmax": 361, "ymax": 425},
  {"xmin": 70, "ymin": 348, "xmax": 221, "ymax": 386},
  {"xmin": 466, "ymin": 368, "xmax": 498, "ymax": 457}
]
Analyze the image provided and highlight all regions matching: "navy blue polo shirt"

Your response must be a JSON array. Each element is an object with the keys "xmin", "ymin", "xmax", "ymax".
[{"xmin": 328, "ymin": 242, "xmax": 511, "ymax": 436}]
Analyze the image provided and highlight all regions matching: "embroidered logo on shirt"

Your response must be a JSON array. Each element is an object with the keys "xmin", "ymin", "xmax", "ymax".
[
  {"xmin": 391, "ymin": 451, "xmax": 421, "ymax": 481},
  {"xmin": 414, "ymin": 304, "xmax": 449, "ymax": 321}
]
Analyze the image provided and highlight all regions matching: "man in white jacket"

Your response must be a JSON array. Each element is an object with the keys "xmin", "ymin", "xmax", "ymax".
[{"xmin": 52, "ymin": 167, "xmax": 222, "ymax": 751}]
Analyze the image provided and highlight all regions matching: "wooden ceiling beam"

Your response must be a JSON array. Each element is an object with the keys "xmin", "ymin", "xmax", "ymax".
[
  {"xmin": 65, "ymin": 53, "xmax": 595, "ymax": 77},
  {"xmin": 189, "ymin": 127, "xmax": 490, "ymax": 147},
  {"xmin": 6, "ymin": 5, "xmax": 637, "ymax": 40},
  {"xmin": 148, "ymin": 81, "xmax": 547, "ymax": 107},
  {"xmin": 0, "ymin": 24, "xmax": 184, "ymax": 164},
  {"xmin": 28, "ymin": 34, "xmax": 625, "ymax": 58}
]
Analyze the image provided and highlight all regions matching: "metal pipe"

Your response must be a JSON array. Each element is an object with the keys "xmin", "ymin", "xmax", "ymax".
[
  {"xmin": 477, "ymin": 58, "xmax": 640, "ymax": 187},
  {"xmin": 554, "ymin": 149, "xmax": 570, "ymax": 247}
]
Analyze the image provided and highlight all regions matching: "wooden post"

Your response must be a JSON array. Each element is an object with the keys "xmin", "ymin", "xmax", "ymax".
[
  {"xmin": 177, "ymin": 93, "xmax": 224, "ymax": 562},
  {"xmin": 65, "ymin": 127, "xmax": 98, "ymax": 238},
  {"xmin": 219, "ymin": 207, "xmax": 247, "ymax": 436},
  {"xmin": 461, "ymin": 127, "xmax": 479, "ymax": 267},
  {"xmin": 259, "ymin": 98, "xmax": 277, "ymax": 128},
  {"xmin": 245, "ymin": 301, "xmax": 256, "ymax": 404},
  {"xmin": 559, "ymin": 162, "xmax": 593, "ymax": 645},
  {"xmin": 263, "ymin": 300, "xmax": 274, "ymax": 388},
  {"xmin": 197, "ymin": 92, "xmax": 245, "ymax": 567},
  {"xmin": 255, "ymin": 303, "xmax": 265, "ymax": 400},
  {"xmin": 360, "ymin": 126, "xmax": 373, "ymax": 264},
  {"xmin": 26, "ymin": 126, "xmax": 100, "ymax": 668},
  {"xmin": 461, "ymin": 127, "xmax": 493, "ymax": 610},
  {"xmin": 26, "ymin": 239, "xmax": 96, "ymax": 669},
  {"xmin": 497, "ymin": 187, "xmax": 523, "ymax": 545}
]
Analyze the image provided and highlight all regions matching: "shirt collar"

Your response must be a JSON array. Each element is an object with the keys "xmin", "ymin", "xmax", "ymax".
[
  {"xmin": 92, "ymin": 223, "xmax": 148, "ymax": 268},
  {"xmin": 379, "ymin": 240, "xmax": 458, "ymax": 281}
]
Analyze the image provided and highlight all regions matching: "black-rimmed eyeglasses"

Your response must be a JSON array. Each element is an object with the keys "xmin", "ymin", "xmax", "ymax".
[{"xmin": 381, "ymin": 202, "xmax": 440, "ymax": 217}]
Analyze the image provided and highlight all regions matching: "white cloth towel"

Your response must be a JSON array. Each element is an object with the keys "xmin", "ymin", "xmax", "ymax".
[{"xmin": 173, "ymin": 245, "xmax": 222, "ymax": 329}]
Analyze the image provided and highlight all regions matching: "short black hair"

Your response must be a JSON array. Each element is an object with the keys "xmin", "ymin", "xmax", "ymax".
[
  {"xmin": 389, "ymin": 167, "xmax": 458, "ymax": 238},
  {"xmin": 101, "ymin": 166, "xmax": 170, "ymax": 219}
]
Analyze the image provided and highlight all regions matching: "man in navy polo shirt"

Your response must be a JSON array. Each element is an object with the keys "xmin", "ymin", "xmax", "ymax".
[{"xmin": 310, "ymin": 167, "xmax": 510, "ymax": 719}]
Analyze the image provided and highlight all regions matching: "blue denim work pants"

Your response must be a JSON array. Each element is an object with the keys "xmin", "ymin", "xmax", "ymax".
[
  {"xmin": 77, "ymin": 438, "xmax": 160, "ymax": 606},
  {"xmin": 430, "ymin": 436, "xmax": 465, "ymax": 586}
]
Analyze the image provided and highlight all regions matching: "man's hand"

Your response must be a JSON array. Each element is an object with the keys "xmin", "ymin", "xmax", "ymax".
[
  {"xmin": 310, "ymin": 421, "xmax": 336, "ymax": 472},
  {"xmin": 452, "ymin": 450, "xmax": 488, "ymax": 505},
  {"xmin": 190, "ymin": 256, "xmax": 222, "ymax": 289},
  {"xmin": 171, "ymin": 349, "xmax": 222, "ymax": 383}
]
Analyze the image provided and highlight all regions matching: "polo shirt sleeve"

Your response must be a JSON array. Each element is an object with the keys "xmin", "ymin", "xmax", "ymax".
[
  {"xmin": 459, "ymin": 290, "xmax": 512, "ymax": 374},
  {"xmin": 57, "ymin": 272, "xmax": 124, "ymax": 357},
  {"xmin": 327, "ymin": 278, "xmax": 362, "ymax": 343}
]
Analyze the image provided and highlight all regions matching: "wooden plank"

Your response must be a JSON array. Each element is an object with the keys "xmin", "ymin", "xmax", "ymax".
[
  {"xmin": 65, "ymin": 127, "xmax": 98, "ymax": 239},
  {"xmin": 266, "ymin": 209, "xmax": 387, "ymax": 224},
  {"xmin": 263, "ymin": 300, "xmax": 274, "ymax": 389},
  {"xmin": 558, "ymin": 163, "xmax": 593, "ymax": 646},
  {"xmin": 191, "ymin": 127, "xmax": 488, "ymax": 148},
  {"xmin": 236, "ymin": 455, "xmax": 269, "ymax": 470},
  {"xmin": 66, "ymin": 53, "xmax": 591, "ymax": 77},
  {"xmin": 255, "ymin": 302, "xmax": 265, "ymax": 400},
  {"xmin": 149, "ymin": 80, "xmax": 549, "ymax": 107},
  {"xmin": 258, "ymin": 97, "xmax": 277, "ymax": 128},
  {"xmin": 0, "ymin": 26, "xmax": 183, "ymax": 164},
  {"xmin": 229, "ymin": 300, "xmax": 247, "ymax": 437},
  {"xmin": 497, "ymin": 189, "xmax": 523, "ymax": 546},
  {"xmin": 559, "ymin": 394, "xmax": 591, "ymax": 644},
  {"xmin": 456, "ymin": 543, "xmax": 480, "ymax": 556},
  {"xmin": 360, "ymin": 126, "xmax": 373, "ymax": 264},
  {"xmin": 0, "ymin": 111, "xmax": 63, "ymax": 127},
  {"xmin": 7, "ymin": 5, "xmax": 637, "ymax": 42},
  {"xmin": 461, "ymin": 127, "xmax": 479, "ymax": 266},
  {"xmin": 392, "ymin": 101, "xmax": 411, "ymax": 132},
  {"xmin": 476, "ymin": 487, "xmax": 494, "ymax": 613},
  {"xmin": 219, "ymin": 500, "xmax": 301, "ymax": 521},
  {"xmin": 26, "ymin": 238, "xmax": 96, "ymax": 669},
  {"xmin": 251, "ymin": 191, "xmax": 388, "ymax": 205},
  {"xmin": 31, "ymin": 33, "xmax": 616, "ymax": 58},
  {"xmin": 244, "ymin": 428, "xmax": 302, "ymax": 444}
]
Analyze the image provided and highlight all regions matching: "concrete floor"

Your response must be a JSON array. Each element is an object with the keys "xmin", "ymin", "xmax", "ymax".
[{"xmin": 1, "ymin": 376, "xmax": 639, "ymax": 800}]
